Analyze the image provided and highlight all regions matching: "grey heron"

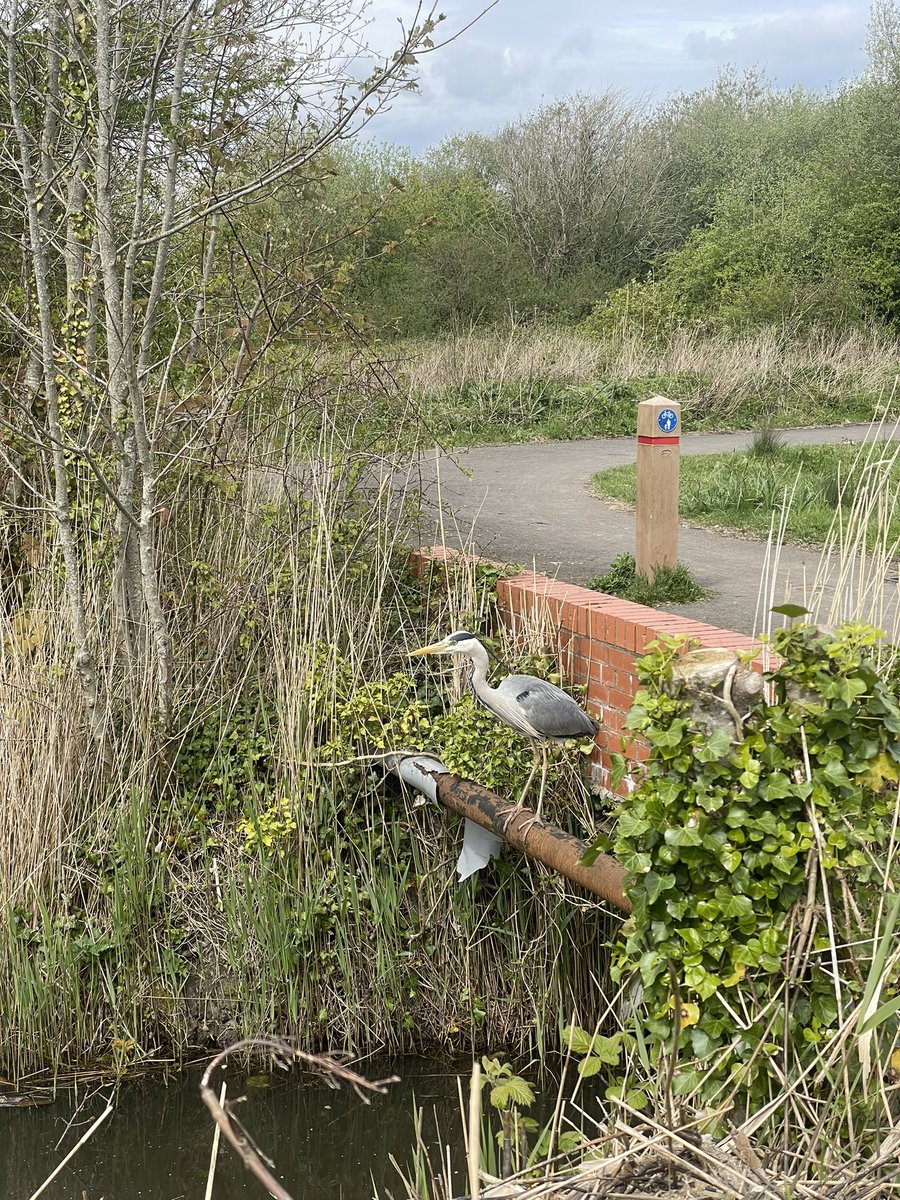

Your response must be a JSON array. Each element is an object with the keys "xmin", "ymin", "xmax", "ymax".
[{"xmin": 409, "ymin": 630, "xmax": 600, "ymax": 825}]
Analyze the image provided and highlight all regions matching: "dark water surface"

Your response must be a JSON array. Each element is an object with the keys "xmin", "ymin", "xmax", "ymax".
[{"xmin": 2, "ymin": 1057, "xmax": 472, "ymax": 1199}]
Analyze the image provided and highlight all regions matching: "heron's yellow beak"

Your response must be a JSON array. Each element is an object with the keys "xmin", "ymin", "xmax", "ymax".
[{"xmin": 409, "ymin": 640, "xmax": 451, "ymax": 657}]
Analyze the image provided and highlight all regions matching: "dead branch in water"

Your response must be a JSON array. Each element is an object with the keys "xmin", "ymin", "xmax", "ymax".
[{"xmin": 199, "ymin": 1036, "xmax": 399, "ymax": 1200}]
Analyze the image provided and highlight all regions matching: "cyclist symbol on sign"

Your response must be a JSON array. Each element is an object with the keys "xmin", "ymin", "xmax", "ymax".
[{"xmin": 657, "ymin": 408, "xmax": 678, "ymax": 434}]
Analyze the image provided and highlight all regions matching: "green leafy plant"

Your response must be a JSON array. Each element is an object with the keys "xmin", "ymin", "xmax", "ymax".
[
  {"xmin": 590, "ymin": 553, "xmax": 711, "ymax": 605},
  {"xmin": 430, "ymin": 694, "xmax": 535, "ymax": 796},
  {"xmin": 562, "ymin": 1022, "xmax": 633, "ymax": 1079},
  {"xmin": 481, "ymin": 1056, "xmax": 536, "ymax": 1177},
  {"xmin": 562, "ymin": 1023, "xmax": 650, "ymax": 1113},
  {"xmin": 613, "ymin": 623, "xmax": 900, "ymax": 1136},
  {"xmin": 237, "ymin": 796, "xmax": 297, "ymax": 853}
]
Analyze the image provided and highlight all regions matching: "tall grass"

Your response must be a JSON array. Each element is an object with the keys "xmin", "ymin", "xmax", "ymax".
[
  {"xmin": 399, "ymin": 322, "xmax": 899, "ymax": 437},
  {"xmin": 745, "ymin": 423, "xmax": 900, "ymax": 645},
  {"xmin": 0, "ymin": 400, "xmax": 616, "ymax": 1081}
]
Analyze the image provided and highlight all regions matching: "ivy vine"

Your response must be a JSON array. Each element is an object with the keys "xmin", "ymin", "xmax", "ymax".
[{"xmin": 612, "ymin": 622, "xmax": 900, "ymax": 1121}]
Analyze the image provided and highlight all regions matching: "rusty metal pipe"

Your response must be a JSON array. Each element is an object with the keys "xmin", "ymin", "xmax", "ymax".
[{"xmin": 389, "ymin": 753, "xmax": 631, "ymax": 914}]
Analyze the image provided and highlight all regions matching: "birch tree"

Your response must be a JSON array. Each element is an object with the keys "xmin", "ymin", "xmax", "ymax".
[{"xmin": 0, "ymin": 0, "xmax": 445, "ymax": 747}]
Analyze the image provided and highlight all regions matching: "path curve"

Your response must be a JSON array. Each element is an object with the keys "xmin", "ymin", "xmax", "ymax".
[{"xmin": 410, "ymin": 424, "xmax": 899, "ymax": 636}]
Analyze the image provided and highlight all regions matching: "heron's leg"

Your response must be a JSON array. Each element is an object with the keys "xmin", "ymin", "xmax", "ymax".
[
  {"xmin": 518, "ymin": 740, "xmax": 542, "ymax": 806},
  {"xmin": 498, "ymin": 742, "xmax": 543, "ymax": 837},
  {"xmin": 534, "ymin": 743, "xmax": 549, "ymax": 821}
]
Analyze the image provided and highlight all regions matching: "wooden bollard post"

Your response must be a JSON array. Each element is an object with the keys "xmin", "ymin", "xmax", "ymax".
[{"xmin": 636, "ymin": 396, "xmax": 680, "ymax": 583}]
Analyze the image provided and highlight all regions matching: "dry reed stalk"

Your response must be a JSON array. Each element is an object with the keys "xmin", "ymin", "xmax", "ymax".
[
  {"xmin": 26, "ymin": 1097, "xmax": 114, "ymax": 1200},
  {"xmin": 792, "ymin": 417, "xmax": 900, "ymax": 643},
  {"xmin": 401, "ymin": 322, "xmax": 900, "ymax": 423}
]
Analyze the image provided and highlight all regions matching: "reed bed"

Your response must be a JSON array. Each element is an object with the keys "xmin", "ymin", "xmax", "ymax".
[{"xmin": 0, "ymin": 399, "xmax": 617, "ymax": 1083}]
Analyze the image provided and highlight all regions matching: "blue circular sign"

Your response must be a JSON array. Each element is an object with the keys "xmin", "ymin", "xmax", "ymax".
[{"xmin": 657, "ymin": 408, "xmax": 679, "ymax": 434}]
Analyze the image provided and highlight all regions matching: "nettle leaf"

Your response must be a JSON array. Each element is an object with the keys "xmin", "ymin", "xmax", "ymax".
[
  {"xmin": 606, "ymin": 1084, "xmax": 649, "ymax": 1112},
  {"xmin": 501, "ymin": 1076, "xmax": 535, "ymax": 1107},
  {"xmin": 562, "ymin": 1024, "xmax": 596, "ymax": 1056},
  {"xmin": 592, "ymin": 1034, "xmax": 626, "ymax": 1064}
]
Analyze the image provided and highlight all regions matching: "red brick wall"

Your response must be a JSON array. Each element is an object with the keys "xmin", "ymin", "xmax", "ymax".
[{"xmin": 412, "ymin": 546, "xmax": 764, "ymax": 794}]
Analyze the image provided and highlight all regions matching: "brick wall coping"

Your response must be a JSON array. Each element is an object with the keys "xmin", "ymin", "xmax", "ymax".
[{"xmin": 413, "ymin": 545, "xmax": 764, "ymax": 655}]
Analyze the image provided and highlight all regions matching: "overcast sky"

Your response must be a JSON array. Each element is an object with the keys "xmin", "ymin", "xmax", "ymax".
[{"xmin": 362, "ymin": 1, "xmax": 872, "ymax": 149}]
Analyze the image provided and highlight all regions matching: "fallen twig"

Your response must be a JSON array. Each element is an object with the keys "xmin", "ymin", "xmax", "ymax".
[{"xmin": 199, "ymin": 1036, "xmax": 398, "ymax": 1200}]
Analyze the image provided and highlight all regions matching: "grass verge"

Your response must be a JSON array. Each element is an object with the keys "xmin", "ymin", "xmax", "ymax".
[{"xmin": 591, "ymin": 440, "xmax": 900, "ymax": 545}]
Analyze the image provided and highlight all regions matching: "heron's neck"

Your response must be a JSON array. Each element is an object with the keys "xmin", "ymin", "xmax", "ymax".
[{"xmin": 466, "ymin": 641, "xmax": 492, "ymax": 692}]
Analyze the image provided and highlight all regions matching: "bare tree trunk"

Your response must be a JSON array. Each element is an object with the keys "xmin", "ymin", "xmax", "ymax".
[
  {"xmin": 3, "ymin": 0, "xmax": 451, "ymax": 751},
  {"xmin": 3, "ymin": 1, "xmax": 108, "ymax": 751}
]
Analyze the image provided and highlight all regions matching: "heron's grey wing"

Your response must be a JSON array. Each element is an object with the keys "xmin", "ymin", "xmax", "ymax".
[{"xmin": 498, "ymin": 674, "xmax": 599, "ymax": 740}]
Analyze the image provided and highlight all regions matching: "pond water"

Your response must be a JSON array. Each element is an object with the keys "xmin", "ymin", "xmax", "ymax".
[{"xmin": 2, "ymin": 1056, "xmax": 478, "ymax": 1199}]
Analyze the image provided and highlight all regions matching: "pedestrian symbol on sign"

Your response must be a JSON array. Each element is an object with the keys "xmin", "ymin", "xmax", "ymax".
[{"xmin": 657, "ymin": 408, "xmax": 678, "ymax": 434}]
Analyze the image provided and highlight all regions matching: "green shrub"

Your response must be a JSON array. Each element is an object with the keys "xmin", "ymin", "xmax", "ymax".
[{"xmin": 612, "ymin": 622, "xmax": 900, "ymax": 1131}]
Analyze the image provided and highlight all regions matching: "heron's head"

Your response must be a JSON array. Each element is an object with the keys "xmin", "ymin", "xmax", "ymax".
[{"xmin": 409, "ymin": 630, "xmax": 482, "ymax": 658}]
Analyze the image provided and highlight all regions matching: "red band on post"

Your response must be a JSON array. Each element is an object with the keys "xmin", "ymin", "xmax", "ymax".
[{"xmin": 637, "ymin": 435, "xmax": 680, "ymax": 445}]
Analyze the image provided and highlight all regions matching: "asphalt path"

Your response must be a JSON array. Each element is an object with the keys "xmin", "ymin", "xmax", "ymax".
[{"xmin": 407, "ymin": 424, "xmax": 900, "ymax": 637}]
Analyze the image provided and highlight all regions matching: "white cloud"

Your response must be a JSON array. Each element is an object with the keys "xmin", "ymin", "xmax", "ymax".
[
  {"xmin": 358, "ymin": 0, "xmax": 872, "ymax": 148},
  {"xmin": 684, "ymin": 3, "xmax": 866, "ymax": 80},
  {"xmin": 434, "ymin": 39, "xmax": 538, "ymax": 102}
]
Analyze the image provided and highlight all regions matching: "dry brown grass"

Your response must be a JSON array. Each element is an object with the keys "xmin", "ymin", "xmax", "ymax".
[
  {"xmin": 402, "ymin": 324, "xmax": 606, "ymax": 392},
  {"xmin": 401, "ymin": 322, "xmax": 900, "ymax": 417}
]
